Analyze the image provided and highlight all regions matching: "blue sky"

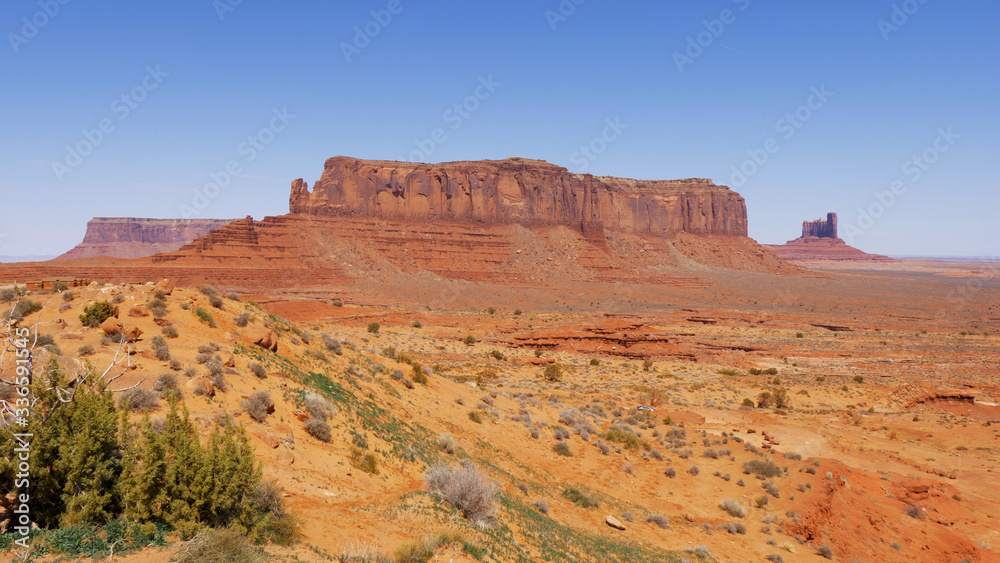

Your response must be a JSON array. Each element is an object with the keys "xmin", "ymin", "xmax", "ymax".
[{"xmin": 1, "ymin": 0, "xmax": 997, "ymax": 257}]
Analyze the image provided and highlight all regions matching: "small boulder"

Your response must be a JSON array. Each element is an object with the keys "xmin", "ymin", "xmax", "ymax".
[
  {"xmin": 100, "ymin": 317, "xmax": 123, "ymax": 335},
  {"xmin": 223, "ymin": 352, "xmax": 236, "ymax": 368},
  {"xmin": 124, "ymin": 326, "xmax": 143, "ymax": 342},
  {"xmin": 605, "ymin": 515, "xmax": 626, "ymax": 530},
  {"xmin": 248, "ymin": 327, "xmax": 278, "ymax": 352},
  {"xmin": 128, "ymin": 306, "xmax": 149, "ymax": 318},
  {"xmin": 154, "ymin": 279, "xmax": 175, "ymax": 295},
  {"xmin": 187, "ymin": 377, "xmax": 215, "ymax": 398}
]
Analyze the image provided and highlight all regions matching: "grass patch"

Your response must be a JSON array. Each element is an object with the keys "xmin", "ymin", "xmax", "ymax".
[{"xmin": 561, "ymin": 485, "xmax": 599, "ymax": 509}]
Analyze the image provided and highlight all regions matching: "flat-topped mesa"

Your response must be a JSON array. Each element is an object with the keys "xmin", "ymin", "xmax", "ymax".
[
  {"xmin": 289, "ymin": 156, "xmax": 748, "ymax": 236},
  {"xmin": 802, "ymin": 212, "xmax": 838, "ymax": 239},
  {"xmin": 57, "ymin": 217, "xmax": 238, "ymax": 260}
]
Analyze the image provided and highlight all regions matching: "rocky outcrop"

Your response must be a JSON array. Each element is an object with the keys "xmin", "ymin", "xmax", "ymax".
[
  {"xmin": 289, "ymin": 157, "xmax": 748, "ymax": 236},
  {"xmin": 767, "ymin": 212, "xmax": 891, "ymax": 262},
  {"xmin": 2, "ymin": 157, "xmax": 797, "ymax": 295},
  {"xmin": 802, "ymin": 213, "xmax": 838, "ymax": 239},
  {"xmin": 58, "ymin": 218, "xmax": 238, "ymax": 260}
]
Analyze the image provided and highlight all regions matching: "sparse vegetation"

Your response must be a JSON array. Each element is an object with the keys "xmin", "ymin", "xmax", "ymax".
[
  {"xmin": 543, "ymin": 363, "xmax": 563, "ymax": 382},
  {"xmin": 425, "ymin": 461, "xmax": 497, "ymax": 523},
  {"xmin": 79, "ymin": 301, "xmax": 118, "ymax": 327},
  {"xmin": 744, "ymin": 459, "xmax": 783, "ymax": 479},
  {"xmin": 561, "ymin": 485, "xmax": 599, "ymax": 509},
  {"xmin": 304, "ymin": 418, "xmax": 332, "ymax": 442},
  {"xmin": 118, "ymin": 387, "xmax": 161, "ymax": 412},
  {"xmin": 553, "ymin": 441, "xmax": 572, "ymax": 456},
  {"xmin": 303, "ymin": 393, "xmax": 334, "ymax": 420},
  {"xmin": 367, "ymin": 322, "xmax": 380, "ymax": 334},
  {"xmin": 242, "ymin": 391, "xmax": 272, "ymax": 422},
  {"xmin": 249, "ymin": 362, "xmax": 267, "ymax": 379},
  {"xmin": 151, "ymin": 335, "xmax": 170, "ymax": 361},
  {"xmin": 719, "ymin": 498, "xmax": 747, "ymax": 518},
  {"xmin": 195, "ymin": 307, "xmax": 217, "ymax": 327},
  {"xmin": 646, "ymin": 514, "xmax": 670, "ymax": 528},
  {"xmin": 175, "ymin": 527, "xmax": 267, "ymax": 563}
]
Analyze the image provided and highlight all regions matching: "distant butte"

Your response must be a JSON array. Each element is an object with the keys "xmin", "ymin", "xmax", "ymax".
[
  {"xmin": 58, "ymin": 218, "xmax": 238, "ymax": 260},
  {"xmin": 767, "ymin": 212, "xmax": 892, "ymax": 262}
]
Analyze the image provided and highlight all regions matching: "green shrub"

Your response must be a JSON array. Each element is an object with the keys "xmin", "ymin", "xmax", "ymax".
[
  {"xmin": 589, "ymin": 358, "xmax": 600, "ymax": 366},
  {"xmin": 603, "ymin": 425, "xmax": 649, "ymax": 451},
  {"xmin": 367, "ymin": 322, "xmax": 380, "ymax": 334},
  {"xmin": 562, "ymin": 485, "xmax": 598, "ymax": 509},
  {"xmin": 412, "ymin": 363, "xmax": 428, "ymax": 385},
  {"xmin": 195, "ymin": 307, "xmax": 217, "ymax": 328},
  {"xmin": 350, "ymin": 448, "xmax": 379, "ymax": 475},
  {"xmin": 743, "ymin": 459, "xmax": 783, "ymax": 479},
  {"xmin": 468, "ymin": 411, "xmax": 483, "ymax": 424},
  {"xmin": 543, "ymin": 363, "xmax": 563, "ymax": 382},
  {"xmin": 78, "ymin": 344, "xmax": 95, "ymax": 356},
  {"xmin": 463, "ymin": 335, "xmax": 477, "ymax": 346},
  {"xmin": 6, "ymin": 299, "xmax": 43, "ymax": 322},
  {"xmin": 162, "ymin": 325, "xmax": 179, "ymax": 338},
  {"xmin": 553, "ymin": 441, "xmax": 572, "ymax": 456}
]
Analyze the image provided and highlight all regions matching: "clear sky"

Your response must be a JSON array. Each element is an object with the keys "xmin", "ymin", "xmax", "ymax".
[{"xmin": 1, "ymin": 0, "xmax": 997, "ymax": 257}]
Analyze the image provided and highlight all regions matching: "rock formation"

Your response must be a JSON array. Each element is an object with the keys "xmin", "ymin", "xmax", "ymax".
[
  {"xmin": 802, "ymin": 212, "xmax": 838, "ymax": 239},
  {"xmin": 767, "ymin": 212, "xmax": 891, "ymax": 262},
  {"xmin": 2, "ymin": 157, "xmax": 798, "ymax": 294},
  {"xmin": 58, "ymin": 218, "xmax": 237, "ymax": 260},
  {"xmin": 289, "ymin": 157, "xmax": 748, "ymax": 236}
]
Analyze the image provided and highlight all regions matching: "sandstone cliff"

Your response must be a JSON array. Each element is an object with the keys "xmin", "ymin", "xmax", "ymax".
[
  {"xmin": 58, "ymin": 218, "xmax": 237, "ymax": 260},
  {"xmin": 289, "ymin": 157, "xmax": 748, "ymax": 237}
]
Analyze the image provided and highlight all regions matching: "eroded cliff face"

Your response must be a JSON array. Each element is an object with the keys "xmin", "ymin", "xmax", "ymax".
[
  {"xmin": 289, "ymin": 157, "xmax": 748, "ymax": 237},
  {"xmin": 58, "ymin": 218, "xmax": 237, "ymax": 260}
]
